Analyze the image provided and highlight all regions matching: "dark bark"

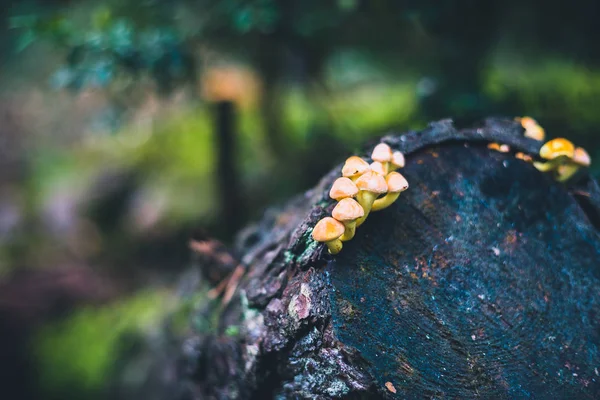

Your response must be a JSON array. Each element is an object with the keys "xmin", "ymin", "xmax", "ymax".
[{"xmin": 175, "ymin": 118, "xmax": 600, "ymax": 399}]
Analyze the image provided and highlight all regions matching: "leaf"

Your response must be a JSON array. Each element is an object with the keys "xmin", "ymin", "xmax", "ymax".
[{"xmin": 15, "ymin": 30, "xmax": 36, "ymax": 52}]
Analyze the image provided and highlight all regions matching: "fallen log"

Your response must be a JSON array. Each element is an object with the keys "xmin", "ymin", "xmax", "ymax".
[{"xmin": 177, "ymin": 118, "xmax": 600, "ymax": 399}]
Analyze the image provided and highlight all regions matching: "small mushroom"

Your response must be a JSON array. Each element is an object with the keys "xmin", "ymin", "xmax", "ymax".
[
  {"xmin": 342, "ymin": 156, "xmax": 371, "ymax": 181},
  {"xmin": 533, "ymin": 138, "xmax": 575, "ymax": 172},
  {"xmin": 370, "ymin": 161, "xmax": 387, "ymax": 175},
  {"xmin": 329, "ymin": 177, "xmax": 359, "ymax": 201},
  {"xmin": 371, "ymin": 172, "xmax": 409, "ymax": 211},
  {"xmin": 354, "ymin": 171, "xmax": 388, "ymax": 227},
  {"xmin": 515, "ymin": 152, "xmax": 533, "ymax": 162},
  {"xmin": 371, "ymin": 143, "xmax": 393, "ymax": 174},
  {"xmin": 573, "ymin": 147, "xmax": 591, "ymax": 167},
  {"xmin": 312, "ymin": 217, "xmax": 345, "ymax": 255},
  {"xmin": 389, "ymin": 151, "xmax": 405, "ymax": 171},
  {"xmin": 487, "ymin": 143, "xmax": 510, "ymax": 153},
  {"xmin": 519, "ymin": 116, "xmax": 545, "ymax": 141},
  {"xmin": 332, "ymin": 198, "xmax": 365, "ymax": 241}
]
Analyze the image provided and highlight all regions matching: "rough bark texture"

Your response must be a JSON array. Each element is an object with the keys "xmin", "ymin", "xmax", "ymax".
[{"xmin": 177, "ymin": 119, "xmax": 600, "ymax": 399}]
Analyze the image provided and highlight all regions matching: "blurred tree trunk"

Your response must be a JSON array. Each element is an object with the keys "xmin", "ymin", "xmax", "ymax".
[{"xmin": 214, "ymin": 101, "xmax": 242, "ymax": 238}]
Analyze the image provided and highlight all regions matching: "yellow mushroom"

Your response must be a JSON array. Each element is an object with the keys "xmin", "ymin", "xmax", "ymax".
[
  {"xmin": 371, "ymin": 143, "xmax": 393, "ymax": 174},
  {"xmin": 487, "ymin": 143, "xmax": 510, "ymax": 153},
  {"xmin": 312, "ymin": 217, "xmax": 345, "ymax": 255},
  {"xmin": 533, "ymin": 138, "xmax": 575, "ymax": 172},
  {"xmin": 329, "ymin": 177, "xmax": 359, "ymax": 201},
  {"xmin": 371, "ymin": 172, "xmax": 409, "ymax": 211},
  {"xmin": 354, "ymin": 171, "xmax": 388, "ymax": 227},
  {"xmin": 342, "ymin": 156, "xmax": 371, "ymax": 181},
  {"xmin": 515, "ymin": 152, "xmax": 533, "ymax": 162},
  {"xmin": 332, "ymin": 198, "xmax": 364, "ymax": 241},
  {"xmin": 389, "ymin": 151, "xmax": 405, "ymax": 171},
  {"xmin": 519, "ymin": 116, "xmax": 545, "ymax": 141},
  {"xmin": 370, "ymin": 161, "xmax": 387, "ymax": 175}
]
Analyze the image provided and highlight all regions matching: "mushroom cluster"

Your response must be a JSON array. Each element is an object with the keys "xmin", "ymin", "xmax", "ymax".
[
  {"xmin": 312, "ymin": 143, "xmax": 409, "ymax": 254},
  {"xmin": 489, "ymin": 116, "xmax": 546, "ymax": 156},
  {"xmin": 533, "ymin": 137, "xmax": 591, "ymax": 181}
]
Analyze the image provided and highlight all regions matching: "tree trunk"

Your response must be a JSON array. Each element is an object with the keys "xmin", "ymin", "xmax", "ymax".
[{"xmin": 174, "ymin": 118, "xmax": 600, "ymax": 399}]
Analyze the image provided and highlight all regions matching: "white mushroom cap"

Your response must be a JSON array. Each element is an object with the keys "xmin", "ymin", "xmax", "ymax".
[
  {"xmin": 332, "ymin": 198, "xmax": 364, "ymax": 222},
  {"xmin": 355, "ymin": 171, "xmax": 388, "ymax": 194},
  {"xmin": 312, "ymin": 217, "xmax": 345, "ymax": 242},
  {"xmin": 385, "ymin": 172, "xmax": 409, "ymax": 193},
  {"xmin": 573, "ymin": 147, "xmax": 591, "ymax": 167},
  {"xmin": 329, "ymin": 177, "xmax": 359, "ymax": 200},
  {"xmin": 371, "ymin": 143, "xmax": 393, "ymax": 163},
  {"xmin": 342, "ymin": 156, "xmax": 371, "ymax": 178},
  {"xmin": 370, "ymin": 161, "xmax": 386, "ymax": 175},
  {"xmin": 390, "ymin": 151, "xmax": 405, "ymax": 168}
]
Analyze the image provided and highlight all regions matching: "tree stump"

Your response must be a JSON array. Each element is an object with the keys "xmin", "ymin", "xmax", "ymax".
[{"xmin": 178, "ymin": 119, "xmax": 600, "ymax": 399}]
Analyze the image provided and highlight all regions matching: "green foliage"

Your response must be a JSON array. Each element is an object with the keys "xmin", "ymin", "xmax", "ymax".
[
  {"xmin": 34, "ymin": 290, "xmax": 171, "ymax": 394},
  {"xmin": 11, "ymin": 6, "xmax": 195, "ymax": 95},
  {"xmin": 485, "ymin": 58, "xmax": 600, "ymax": 125}
]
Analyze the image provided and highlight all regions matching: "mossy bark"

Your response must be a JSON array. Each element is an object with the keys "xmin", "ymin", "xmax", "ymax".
[{"xmin": 175, "ymin": 119, "xmax": 600, "ymax": 399}]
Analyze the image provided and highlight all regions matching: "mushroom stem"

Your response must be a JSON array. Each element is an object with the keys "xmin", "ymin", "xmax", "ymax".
[
  {"xmin": 355, "ymin": 191, "xmax": 378, "ymax": 227},
  {"xmin": 532, "ymin": 160, "xmax": 557, "ymax": 172},
  {"xmin": 340, "ymin": 221, "xmax": 357, "ymax": 241},
  {"xmin": 325, "ymin": 238, "xmax": 343, "ymax": 254},
  {"xmin": 371, "ymin": 192, "xmax": 400, "ymax": 211},
  {"xmin": 533, "ymin": 156, "xmax": 568, "ymax": 173},
  {"xmin": 556, "ymin": 163, "xmax": 580, "ymax": 182},
  {"xmin": 381, "ymin": 162, "xmax": 390, "ymax": 175}
]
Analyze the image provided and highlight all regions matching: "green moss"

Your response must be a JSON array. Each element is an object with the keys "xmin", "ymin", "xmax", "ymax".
[
  {"xmin": 34, "ymin": 290, "xmax": 170, "ymax": 394},
  {"xmin": 484, "ymin": 59, "xmax": 600, "ymax": 125}
]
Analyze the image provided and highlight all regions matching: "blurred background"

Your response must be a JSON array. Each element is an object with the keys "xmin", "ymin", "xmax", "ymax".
[{"xmin": 1, "ymin": 0, "xmax": 600, "ymax": 398}]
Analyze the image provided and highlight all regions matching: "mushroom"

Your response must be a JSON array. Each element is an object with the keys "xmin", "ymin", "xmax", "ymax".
[
  {"xmin": 515, "ymin": 152, "xmax": 533, "ymax": 162},
  {"xmin": 554, "ymin": 146, "xmax": 591, "ymax": 182},
  {"xmin": 487, "ymin": 143, "xmax": 510, "ymax": 153},
  {"xmin": 573, "ymin": 147, "xmax": 591, "ymax": 167},
  {"xmin": 389, "ymin": 151, "xmax": 405, "ymax": 171},
  {"xmin": 354, "ymin": 171, "xmax": 388, "ymax": 227},
  {"xmin": 342, "ymin": 156, "xmax": 371, "ymax": 181},
  {"xmin": 332, "ymin": 198, "xmax": 365, "ymax": 241},
  {"xmin": 370, "ymin": 161, "xmax": 387, "ymax": 175},
  {"xmin": 329, "ymin": 177, "xmax": 359, "ymax": 201},
  {"xmin": 371, "ymin": 143, "xmax": 393, "ymax": 174},
  {"xmin": 311, "ymin": 217, "xmax": 345, "ymax": 255},
  {"xmin": 519, "ymin": 116, "xmax": 545, "ymax": 141},
  {"xmin": 533, "ymin": 138, "xmax": 575, "ymax": 172},
  {"xmin": 371, "ymin": 172, "xmax": 409, "ymax": 211}
]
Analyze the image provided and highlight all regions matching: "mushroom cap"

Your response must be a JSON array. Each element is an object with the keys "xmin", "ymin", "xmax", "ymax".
[
  {"xmin": 515, "ymin": 152, "xmax": 533, "ymax": 162},
  {"xmin": 342, "ymin": 156, "xmax": 370, "ymax": 178},
  {"xmin": 332, "ymin": 198, "xmax": 364, "ymax": 221},
  {"xmin": 540, "ymin": 138, "xmax": 575, "ymax": 160},
  {"xmin": 487, "ymin": 142, "xmax": 501, "ymax": 151},
  {"xmin": 525, "ymin": 126, "xmax": 545, "ymax": 141},
  {"xmin": 573, "ymin": 147, "xmax": 591, "ymax": 167},
  {"xmin": 312, "ymin": 217, "xmax": 345, "ymax": 242},
  {"xmin": 385, "ymin": 171, "xmax": 409, "ymax": 193},
  {"xmin": 520, "ymin": 116, "xmax": 538, "ymax": 129},
  {"xmin": 499, "ymin": 144, "xmax": 510, "ymax": 153},
  {"xmin": 329, "ymin": 177, "xmax": 359, "ymax": 200},
  {"xmin": 355, "ymin": 171, "xmax": 388, "ymax": 194},
  {"xmin": 371, "ymin": 143, "xmax": 393, "ymax": 163},
  {"xmin": 391, "ymin": 151, "xmax": 405, "ymax": 168},
  {"xmin": 370, "ymin": 161, "xmax": 386, "ymax": 175}
]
